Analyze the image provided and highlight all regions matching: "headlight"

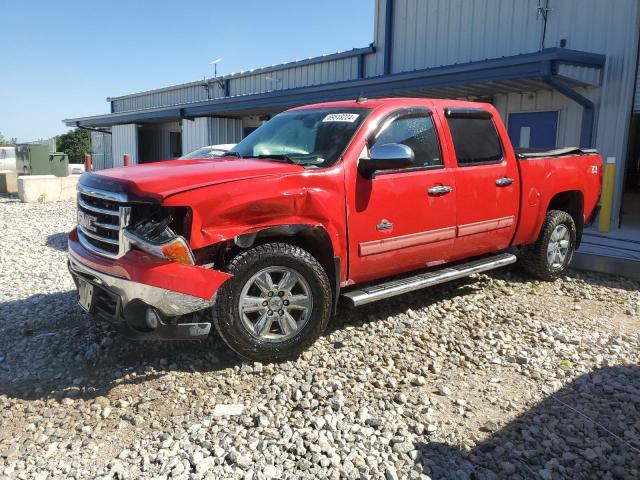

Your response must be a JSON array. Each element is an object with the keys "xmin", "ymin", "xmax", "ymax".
[
  {"xmin": 125, "ymin": 207, "xmax": 195, "ymax": 265},
  {"xmin": 124, "ymin": 229, "xmax": 195, "ymax": 265}
]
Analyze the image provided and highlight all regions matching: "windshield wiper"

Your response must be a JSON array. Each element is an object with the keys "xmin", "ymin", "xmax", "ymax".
[
  {"xmin": 254, "ymin": 154, "xmax": 297, "ymax": 164},
  {"xmin": 221, "ymin": 151, "xmax": 241, "ymax": 157}
]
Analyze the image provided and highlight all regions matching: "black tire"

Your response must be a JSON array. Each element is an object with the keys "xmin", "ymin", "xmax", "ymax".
[
  {"xmin": 519, "ymin": 210, "xmax": 577, "ymax": 281},
  {"xmin": 213, "ymin": 242, "xmax": 332, "ymax": 361}
]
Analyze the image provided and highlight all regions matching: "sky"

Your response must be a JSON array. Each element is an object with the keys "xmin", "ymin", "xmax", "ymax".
[{"xmin": 0, "ymin": 0, "xmax": 374, "ymax": 142}]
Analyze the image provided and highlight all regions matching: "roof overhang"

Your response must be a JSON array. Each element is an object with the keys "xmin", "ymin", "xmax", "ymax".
[{"xmin": 64, "ymin": 48, "xmax": 605, "ymax": 128}]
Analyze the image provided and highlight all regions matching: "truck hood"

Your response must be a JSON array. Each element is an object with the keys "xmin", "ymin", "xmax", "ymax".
[{"xmin": 79, "ymin": 158, "xmax": 304, "ymax": 201}]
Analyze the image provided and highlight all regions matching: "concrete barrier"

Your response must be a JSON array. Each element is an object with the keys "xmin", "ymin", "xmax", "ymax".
[
  {"xmin": 18, "ymin": 174, "xmax": 80, "ymax": 203},
  {"xmin": 0, "ymin": 170, "xmax": 18, "ymax": 193}
]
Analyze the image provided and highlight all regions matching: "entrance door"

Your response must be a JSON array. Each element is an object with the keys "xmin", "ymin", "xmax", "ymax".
[
  {"xmin": 348, "ymin": 110, "xmax": 457, "ymax": 283},
  {"xmin": 508, "ymin": 111, "xmax": 558, "ymax": 149},
  {"xmin": 620, "ymin": 113, "xmax": 640, "ymax": 231}
]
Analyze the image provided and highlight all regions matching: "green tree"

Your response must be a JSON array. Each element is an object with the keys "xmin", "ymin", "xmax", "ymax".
[
  {"xmin": 56, "ymin": 128, "xmax": 90, "ymax": 163},
  {"xmin": 0, "ymin": 132, "xmax": 17, "ymax": 146}
]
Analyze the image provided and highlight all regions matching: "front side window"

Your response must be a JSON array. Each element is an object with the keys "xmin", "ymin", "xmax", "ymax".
[
  {"xmin": 372, "ymin": 114, "xmax": 442, "ymax": 169},
  {"xmin": 229, "ymin": 108, "xmax": 370, "ymax": 168},
  {"xmin": 447, "ymin": 117, "xmax": 503, "ymax": 166}
]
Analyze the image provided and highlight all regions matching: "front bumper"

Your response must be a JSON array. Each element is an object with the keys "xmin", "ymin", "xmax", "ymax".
[{"xmin": 67, "ymin": 229, "xmax": 232, "ymax": 340}]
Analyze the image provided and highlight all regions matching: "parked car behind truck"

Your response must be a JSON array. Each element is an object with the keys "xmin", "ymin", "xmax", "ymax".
[{"xmin": 68, "ymin": 98, "xmax": 602, "ymax": 361}]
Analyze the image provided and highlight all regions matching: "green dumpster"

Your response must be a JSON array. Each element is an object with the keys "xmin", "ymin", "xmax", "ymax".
[
  {"xmin": 15, "ymin": 144, "xmax": 69, "ymax": 177},
  {"xmin": 49, "ymin": 152, "xmax": 69, "ymax": 177}
]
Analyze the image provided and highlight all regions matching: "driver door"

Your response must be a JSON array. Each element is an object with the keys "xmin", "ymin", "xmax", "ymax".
[{"xmin": 347, "ymin": 109, "xmax": 457, "ymax": 283}]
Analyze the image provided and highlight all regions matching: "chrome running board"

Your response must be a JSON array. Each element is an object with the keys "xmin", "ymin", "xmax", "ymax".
[{"xmin": 341, "ymin": 253, "xmax": 517, "ymax": 307}]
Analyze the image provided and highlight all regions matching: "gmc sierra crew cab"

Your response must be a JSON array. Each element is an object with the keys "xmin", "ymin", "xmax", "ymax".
[{"xmin": 68, "ymin": 98, "xmax": 602, "ymax": 361}]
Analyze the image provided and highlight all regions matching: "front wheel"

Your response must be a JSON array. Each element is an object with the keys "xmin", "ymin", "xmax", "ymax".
[
  {"xmin": 519, "ymin": 210, "xmax": 577, "ymax": 281},
  {"xmin": 213, "ymin": 242, "xmax": 332, "ymax": 361}
]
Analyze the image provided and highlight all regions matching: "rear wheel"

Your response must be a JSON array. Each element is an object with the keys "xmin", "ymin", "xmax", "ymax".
[
  {"xmin": 519, "ymin": 210, "xmax": 577, "ymax": 281},
  {"xmin": 213, "ymin": 242, "xmax": 332, "ymax": 361}
]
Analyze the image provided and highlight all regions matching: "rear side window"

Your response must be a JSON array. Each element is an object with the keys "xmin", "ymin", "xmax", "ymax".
[
  {"xmin": 372, "ymin": 114, "xmax": 442, "ymax": 168},
  {"xmin": 447, "ymin": 117, "xmax": 503, "ymax": 166}
]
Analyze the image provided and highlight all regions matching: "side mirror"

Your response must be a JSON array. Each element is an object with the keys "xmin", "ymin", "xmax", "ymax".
[{"xmin": 358, "ymin": 143, "xmax": 415, "ymax": 178}]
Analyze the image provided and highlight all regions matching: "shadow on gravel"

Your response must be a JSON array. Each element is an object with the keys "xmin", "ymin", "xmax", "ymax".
[
  {"xmin": 415, "ymin": 365, "xmax": 640, "ymax": 479},
  {"xmin": 0, "ymin": 275, "xmax": 483, "ymax": 402},
  {"xmin": 2, "ymin": 264, "xmax": 631, "ymax": 405},
  {"xmin": 45, "ymin": 232, "xmax": 68, "ymax": 252},
  {"xmin": 0, "ymin": 289, "xmax": 241, "ymax": 402}
]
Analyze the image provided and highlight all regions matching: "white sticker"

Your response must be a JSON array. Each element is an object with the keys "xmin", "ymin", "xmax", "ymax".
[{"xmin": 323, "ymin": 113, "xmax": 359, "ymax": 123}]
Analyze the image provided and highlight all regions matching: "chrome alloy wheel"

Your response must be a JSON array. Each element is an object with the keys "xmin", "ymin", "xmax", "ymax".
[
  {"xmin": 547, "ymin": 224, "xmax": 570, "ymax": 268},
  {"xmin": 238, "ymin": 266, "xmax": 313, "ymax": 342}
]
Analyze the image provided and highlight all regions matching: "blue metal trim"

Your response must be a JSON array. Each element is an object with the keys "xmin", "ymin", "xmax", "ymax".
[
  {"xmin": 383, "ymin": 0, "xmax": 394, "ymax": 75},
  {"xmin": 224, "ymin": 79, "xmax": 231, "ymax": 97},
  {"xmin": 357, "ymin": 54, "xmax": 365, "ymax": 79},
  {"xmin": 541, "ymin": 60, "xmax": 596, "ymax": 147},
  {"xmin": 66, "ymin": 49, "xmax": 605, "ymax": 128},
  {"xmin": 69, "ymin": 109, "xmax": 184, "ymax": 127}
]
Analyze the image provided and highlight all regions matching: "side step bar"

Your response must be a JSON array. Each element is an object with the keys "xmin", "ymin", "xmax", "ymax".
[{"xmin": 341, "ymin": 253, "xmax": 517, "ymax": 307}]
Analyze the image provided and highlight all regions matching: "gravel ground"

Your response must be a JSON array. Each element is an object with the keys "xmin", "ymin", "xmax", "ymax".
[{"xmin": 0, "ymin": 193, "xmax": 639, "ymax": 480}]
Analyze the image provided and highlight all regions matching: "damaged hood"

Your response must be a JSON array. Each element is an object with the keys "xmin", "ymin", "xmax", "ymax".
[{"xmin": 79, "ymin": 158, "xmax": 304, "ymax": 202}]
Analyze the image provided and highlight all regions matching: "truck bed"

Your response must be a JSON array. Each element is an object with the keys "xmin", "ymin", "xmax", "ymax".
[
  {"xmin": 512, "ymin": 148, "xmax": 602, "ymax": 247},
  {"xmin": 515, "ymin": 147, "xmax": 598, "ymax": 159}
]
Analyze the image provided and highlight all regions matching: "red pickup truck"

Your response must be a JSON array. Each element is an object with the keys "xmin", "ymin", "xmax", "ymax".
[{"xmin": 68, "ymin": 98, "xmax": 601, "ymax": 361}]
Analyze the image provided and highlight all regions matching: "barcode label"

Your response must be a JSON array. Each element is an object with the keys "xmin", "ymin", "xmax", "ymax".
[{"xmin": 323, "ymin": 113, "xmax": 359, "ymax": 123}]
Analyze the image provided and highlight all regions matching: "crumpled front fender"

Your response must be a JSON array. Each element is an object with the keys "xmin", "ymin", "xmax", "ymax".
[{"xmin": 162, "ymin": 169, "xmax": 348, "ymax": 271}]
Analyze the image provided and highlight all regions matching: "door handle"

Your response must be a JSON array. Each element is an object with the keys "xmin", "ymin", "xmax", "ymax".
[
  {"xmin": 427, "ymin": 185, "xmax": 453, "ymax": 196},
  {"xmin": 496, "ymin": 177, "xmax": 514, "ymax": 187}
]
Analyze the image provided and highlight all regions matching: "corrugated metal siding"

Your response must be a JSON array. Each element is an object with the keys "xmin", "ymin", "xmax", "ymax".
[
  {"xmin": 365, "ymin": 0, "xmax": 388, "ymax": 77},
  {"xmin": 181, "ymin": 117, "xmax": 243, "ymax": 153},
  {"xmin": 111, "ymin": 56, "xmax": 362, "ymax": 113},
  {"xmin": 209, "ymin": 118, "xmax": 242, "ymax": 145},
  {"xmin": 556, "ymin": 64, "xmax": 602, "ymax": 87},
  {"xmin": 182, "ymin": 117, "xmax": 210, "ymax": 154},
  {"xmin": 90, "ymin": 131, "xmax": 113, "ymax": 170},
  {"xmin": 112, "ymin": 84, "xmax": 212, "ymax": 113},
  {"xmin": 111, "ymin": 124, "xmax": 138, "ymax": 166},
  {"xmin": 389, "ymin": 0, "xmax": 542, "ymax": 73},
  {"xmin": 229, "ymin": 57, "xmax": 359, "ymax": 97}
]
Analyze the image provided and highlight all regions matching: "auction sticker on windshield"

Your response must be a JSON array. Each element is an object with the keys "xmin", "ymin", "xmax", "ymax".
[{"xmin": 323, "ymin": 113, "xmax": 360, "ymax": 122}]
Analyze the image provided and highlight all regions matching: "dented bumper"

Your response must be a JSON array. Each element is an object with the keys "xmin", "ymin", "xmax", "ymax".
[{"xmin": 67, "ymin": 229, "xmax": 232, "ymax": 340}]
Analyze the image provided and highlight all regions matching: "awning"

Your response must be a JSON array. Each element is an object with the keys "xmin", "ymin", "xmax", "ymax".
[{"xmin": 64, "ymin": 48, "xmax": 605, "ymax": 129}]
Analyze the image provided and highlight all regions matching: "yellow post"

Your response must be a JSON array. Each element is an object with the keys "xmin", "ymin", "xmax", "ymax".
[{"xmin": 598, "ymin": 157, "xmax": 616, "ymax": 233}]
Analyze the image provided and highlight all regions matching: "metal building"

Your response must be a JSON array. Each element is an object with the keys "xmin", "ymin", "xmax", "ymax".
[{"xmin": 64, "ymin": 0, "xmax": 640, "ymax": 274}]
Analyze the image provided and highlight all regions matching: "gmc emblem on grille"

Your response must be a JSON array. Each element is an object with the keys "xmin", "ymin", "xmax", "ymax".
[{"xmin": 78, "ymin": 210, "xmax": 98, "ymax": 232}]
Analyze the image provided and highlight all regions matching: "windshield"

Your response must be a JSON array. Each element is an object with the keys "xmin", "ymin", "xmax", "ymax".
[
  {"xmin": 229, "ymin": 107, "xmax": 370, "ymax": 167},
  {"xmin": 179, "ymin": 146, "xmax": 229, "ymax": 160}
]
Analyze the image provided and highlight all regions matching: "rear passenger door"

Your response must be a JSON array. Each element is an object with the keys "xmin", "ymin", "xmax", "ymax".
[{"xmin": 443, "ymin": 107, "xmax": 519, "ymax": 259}]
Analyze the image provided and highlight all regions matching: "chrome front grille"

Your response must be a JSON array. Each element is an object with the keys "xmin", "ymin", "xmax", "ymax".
[{"xmin": 76, "ymin": 184, "xmax": 131, "ymax": 259}]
